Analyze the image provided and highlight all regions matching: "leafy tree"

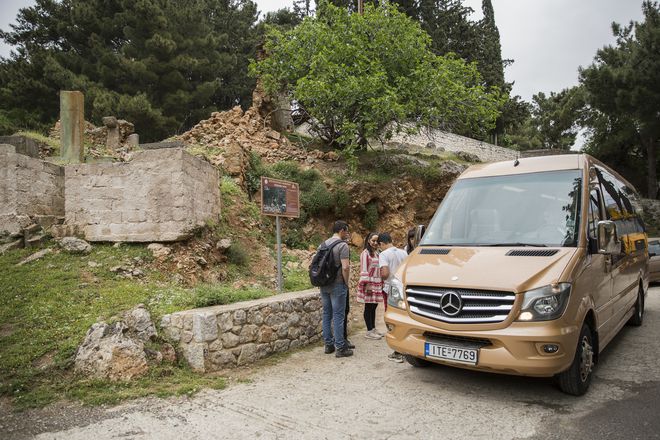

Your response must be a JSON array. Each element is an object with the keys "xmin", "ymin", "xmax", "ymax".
[
  {"xmin": 252, "ymin": 2, "xmax": 503, "ymax": 161},
  {"xmin": 579, "ymin": 1, "xmax": 660, "ymax": 198},
  {"xmin": 532, "ymin": 87, "xmax": 584, "ymax": 150},
  {"xmin": 0, "ymin": 0, "xmax": 259, "ymax": 141}
]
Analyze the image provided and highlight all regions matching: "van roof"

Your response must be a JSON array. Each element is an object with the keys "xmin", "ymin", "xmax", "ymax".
[{"xmin": 459, "ymin": 154, "xmax": 584, "ymax": 180}]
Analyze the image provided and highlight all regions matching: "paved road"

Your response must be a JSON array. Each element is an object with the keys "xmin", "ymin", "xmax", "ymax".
[{"xmin": 4, "ymin": 287, "xmax": 660, "ymax": 440}]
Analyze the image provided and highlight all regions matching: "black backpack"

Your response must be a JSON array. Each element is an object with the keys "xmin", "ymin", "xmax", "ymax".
[{"xmin": 309, "ymin": 239, "xmax": 343, "ymax": 287}]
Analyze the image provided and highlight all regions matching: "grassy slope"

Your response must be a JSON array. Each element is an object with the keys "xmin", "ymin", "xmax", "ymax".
[{"xmin": 0, "ymin": 235, "xmax": 310, "ymax": 408}]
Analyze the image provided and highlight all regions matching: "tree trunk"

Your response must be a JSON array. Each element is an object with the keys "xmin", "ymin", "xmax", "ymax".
[{"xmin": 645, "ymin": 136, "xmax": 658, "ymax": 199}]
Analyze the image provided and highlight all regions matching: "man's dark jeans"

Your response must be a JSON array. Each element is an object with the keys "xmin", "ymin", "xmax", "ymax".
[{"xmin": 320, "ymin": 282, "xmax": 347, "ymax": 349}]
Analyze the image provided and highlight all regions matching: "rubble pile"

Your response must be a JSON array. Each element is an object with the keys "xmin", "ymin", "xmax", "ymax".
[
  {"xmin": 50, "ymin": 119, "xmax": 136, "ymax": 161},
  {"xmin": 178, "ymin": 90, "xmax": 338, "ymax": 184}
]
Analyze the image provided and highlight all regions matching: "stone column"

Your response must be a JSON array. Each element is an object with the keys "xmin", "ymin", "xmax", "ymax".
[
  {"xmin": 60, "ymin": 91, "xmax": 85, "ymax": 163},
  {"xmin": 103, "ymin": 116, "xmax": 120, "ymax": 152}
]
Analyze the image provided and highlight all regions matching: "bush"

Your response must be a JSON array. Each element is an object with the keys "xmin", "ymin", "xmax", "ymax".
[
  {"xmin": 271, "ymin": 161, "xmax": 322, "ymax": 191},
  {"xmin": 226, "ymin": 244, "xmax": 249, "ymax": 266},
  {"xmin": 364, "ymin": 202, "xmax": 379, "ymax": 231},
  {"xmin": 333, "ymin": 189, "xmax": 350, "ymax": 217},
  {"xmin": 245, "ymin": 152, "xmax": 270, "ymax": 199},
  {"xmin": 302, "ymin": 181, "xmax": 334, "ymax": 217}
]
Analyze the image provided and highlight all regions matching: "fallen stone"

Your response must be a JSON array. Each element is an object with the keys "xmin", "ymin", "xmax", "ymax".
[
  {"xmin": 147, "ymin": 243, "xmax": 171, "ymax": 259},
  {"xmin": 59, "ymin": 237, "xmax": 92, "ymax": 254},
  {"xmin": 161, "ymin": 343, "xmax": 177, "ymax": 363},
  {"xmin": 0, "ymin": 239, "xmax": 23, "ymax": 255},
  {"xmin": 122, "ymin": 304, "xmax": 157, "ymax": 342},
  {"xmin": 216, "ymin": 238, "xmax": 232, "ymax": 251},
  {"xmin": 74, "ymin": 321, "xmax": 148, "ymax": 381},
  {"xmin": 17, "ymin": 248, "xmax": 52, "ymax": 266},
  {"xmin": 455, "ymin": 151, "xmax": 481, "ymax": 163},
  {"xmin": 196, "ymin": 257, "xmax": 208, "ymax": 266}
]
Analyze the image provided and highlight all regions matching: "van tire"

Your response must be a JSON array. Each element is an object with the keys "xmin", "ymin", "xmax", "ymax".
[
  {"xmin": 405, "ymin": 355, "xmax": 432, "ymax": 368},
  {"xmin": 627, "ymin": 286, "xmax": 644, "ymax": 326},
  {"xmin": 556, "ymin": 323, "xmax": 595, "ymax": 396}
]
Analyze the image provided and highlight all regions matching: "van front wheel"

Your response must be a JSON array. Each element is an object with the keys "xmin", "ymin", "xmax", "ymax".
[
  {"xmin": 556, "ymin": 323, "xmax": 594, "ymax": 396},
  {"xmin": 405, "ymin": 355, "xmax": 432, "ymax": 368},
  {"xmin": 627, "ymin": 286, "xmax": 644, "ymax": 326}
]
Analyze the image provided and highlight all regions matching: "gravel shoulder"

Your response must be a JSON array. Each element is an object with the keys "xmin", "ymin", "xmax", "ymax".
[{"xmin": 3, "ymin": 287, "xmax": 659, "ymax": 440}]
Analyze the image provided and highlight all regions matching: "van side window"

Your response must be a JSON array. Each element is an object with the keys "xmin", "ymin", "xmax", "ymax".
[
  {"xmin": 596, "ymin": 168, "xmax": 624, "ymax": 221},
  {"xmin": 588, "ymin": 188, "xmax": 601, "ymax": 239}
]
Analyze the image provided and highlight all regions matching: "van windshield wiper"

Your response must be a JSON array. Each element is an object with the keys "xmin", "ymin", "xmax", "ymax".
[{"xmin": 480, "ymin": 243, "xmax": 548, "ymax": 247}]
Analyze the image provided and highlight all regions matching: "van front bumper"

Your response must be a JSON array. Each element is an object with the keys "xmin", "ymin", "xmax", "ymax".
[{"xmin": 385, "ymin": 307, "xmax": 580, "ymax": 377}]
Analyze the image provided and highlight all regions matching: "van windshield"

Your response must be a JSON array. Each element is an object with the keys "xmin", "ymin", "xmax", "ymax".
[{"xmin": 421, "ymin": 170, "xmax": 583, "ymax": 247}]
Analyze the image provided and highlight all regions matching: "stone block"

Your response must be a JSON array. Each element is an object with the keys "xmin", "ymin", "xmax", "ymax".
[
  {"xmin": 239, "ymin": 324, "xmax": 259, "ymax": 344},
  {"xmin": 233, "ymin": 309, "xmax": 246, "ymax": 325},
  {"xmin": 193, "ymin": 312, "xmax": 218, "ymax": 342},
  {"xmin": 210, "ymin": 350, "xmax": 235, "ymax": 367},
  {"xmin": 272, "ymin": 340, "xmax": 290, "ymax": 353},
  {"xmin": 60, "ymin": 91, "xmax": 85, "ymax": 163},
  {"xmin": 217, "ymin": 312, "xmax": 233, "ymax": 332},
  {"xmin": 181, "ymin": 342, "xmax": 207, "ymax": 372},
  {"xmin": 237, "ymin": 343, "xmax": 258, "ymax": 366},
  {"xmin": 221, "ymin": 332, "xmax": 240, "ymax": 348}
]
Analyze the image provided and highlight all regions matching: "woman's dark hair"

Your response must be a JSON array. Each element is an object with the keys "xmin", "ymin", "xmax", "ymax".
[
  {"xmin": 364, "ymin": 232, "xmax": 379, "ymax": 256},
  {"xmin": 406, "ymin": 227, "xmax": 416, "ymax": 254}
]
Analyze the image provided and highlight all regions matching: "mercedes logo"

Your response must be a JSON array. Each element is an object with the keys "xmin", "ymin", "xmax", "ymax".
[{"xmin": 440, "ymin": 291, "xmax": 463, "ymax": 316}]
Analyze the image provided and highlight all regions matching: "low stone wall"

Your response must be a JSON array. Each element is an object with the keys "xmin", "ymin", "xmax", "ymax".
[
  {"xmin": 63, "ymin": 148, "xmax": 220, "ymax": 242},
  {"xmin": 386, "ymin": 129, "xmax": 517, "ymax": 163},
  {"xmin": 160, "ymin": 289, "xmax": 322, "ymax": 372},
  {"xmin": 0, "ymin": 144, "xmax": 65, "ymax": 235}
]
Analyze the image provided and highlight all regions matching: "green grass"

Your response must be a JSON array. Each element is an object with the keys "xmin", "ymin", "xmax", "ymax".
[{"xmin": 0, "ymin": 241, "xmax": 285, "ymax": 409}]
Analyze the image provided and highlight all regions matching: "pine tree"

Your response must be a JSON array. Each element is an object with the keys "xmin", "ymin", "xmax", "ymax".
[{"xmin": 0, "ymin": 0, "xmax": 260, "ymax": 141}]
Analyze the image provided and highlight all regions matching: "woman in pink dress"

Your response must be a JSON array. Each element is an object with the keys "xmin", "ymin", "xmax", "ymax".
[{"xmin": 357, "ymin": 232, "xmax": 384, "ymax": 339}]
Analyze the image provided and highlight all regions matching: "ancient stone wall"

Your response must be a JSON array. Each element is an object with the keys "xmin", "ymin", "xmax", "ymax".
[
  {"xmin": 64, "ymin": 148, "xmax": 220, "ymax": 242},
  {"xmin": 0, "ymin": 144, "xmax": 65, "ymax": 235},
  {"xmin": 386, "ymin": 129, "xmax": 518, "ymax": 163},
  {"xmin": 160, "ymin": 289, "xmax": 322, "ymax": 372}
]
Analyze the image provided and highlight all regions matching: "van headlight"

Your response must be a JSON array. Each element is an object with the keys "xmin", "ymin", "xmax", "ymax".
[
  {"xmin": 387, "ymin": 277, "xmax": 406, "ymax": 309},
  {"xmin": 517, "ymin": 283, "xmax": 571, "ymax": 321}
]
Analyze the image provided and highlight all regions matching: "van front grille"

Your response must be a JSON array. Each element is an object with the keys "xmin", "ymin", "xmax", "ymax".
[{"xmin": 406, "ymin": 286, "xmax": 515, "ymax": 324}]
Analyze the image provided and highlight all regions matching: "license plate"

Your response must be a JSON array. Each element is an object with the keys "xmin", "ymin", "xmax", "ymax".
[{"xmin": 425, "ymin": 342, "xmax": 478, "ymax": 365}]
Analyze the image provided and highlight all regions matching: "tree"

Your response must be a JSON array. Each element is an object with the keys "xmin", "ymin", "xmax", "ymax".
[
  {"xmin": 252, "ymin": 2, "xmax": 503, "ymax": 157},
  {"xmin": 532, "ymin": 88, "xmax": 584, "ymax": 150},
  {"xmin": 579, "ymin": 1, "xmax": 660, "ymax": 198},
  {"xmin": 0, "ymin": 0, "xmax": 259, "ymax": 141}
]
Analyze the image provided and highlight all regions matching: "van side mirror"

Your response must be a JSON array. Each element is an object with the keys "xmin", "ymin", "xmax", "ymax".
[
  {"xmin": 597, "ymin": 220, "xmax": 620, "ymax": 255},
  {"xmin": 412, "ymin": 224, "xmax": 426, "ymax": 250}
]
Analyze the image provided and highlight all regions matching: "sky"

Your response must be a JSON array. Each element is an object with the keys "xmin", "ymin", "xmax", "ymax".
[{"xmin": 0, "ymin": 0, "xmax": 646, "ymax": 103}]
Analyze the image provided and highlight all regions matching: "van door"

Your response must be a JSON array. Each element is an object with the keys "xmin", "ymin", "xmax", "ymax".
[
  {"xmin": 596, "ymin": 168, "xmax": 640, "ymax": 330},
  {"xmin": 581, "ymin": 184, "xmax": 614, "ymax": 337}
]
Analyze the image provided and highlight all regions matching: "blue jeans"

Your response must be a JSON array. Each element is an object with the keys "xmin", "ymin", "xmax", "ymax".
[{"xmin": 320, "ymin": 282, "xmax": 347, "ymax": 349}]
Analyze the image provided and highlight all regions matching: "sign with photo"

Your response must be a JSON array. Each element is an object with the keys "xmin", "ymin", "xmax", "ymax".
[{"xmin": 260, "ymin": 176, "xmax": 300, "ymax": 218}]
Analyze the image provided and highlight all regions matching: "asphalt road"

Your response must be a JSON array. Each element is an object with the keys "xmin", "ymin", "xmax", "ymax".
[{"xmin": 4, "ymin": 286, "xmax": 660, "ymax": 440}]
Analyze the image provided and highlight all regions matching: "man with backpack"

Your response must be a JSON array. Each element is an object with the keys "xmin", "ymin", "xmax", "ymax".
[{"xmin": 310, "ymin": 220, "xmax": 353, "ymax": 358}]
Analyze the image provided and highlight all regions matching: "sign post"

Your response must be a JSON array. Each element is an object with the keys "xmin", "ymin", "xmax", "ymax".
[{"xmin": 260, "ymin": 177, "xmax": 300, "ymax": 293}]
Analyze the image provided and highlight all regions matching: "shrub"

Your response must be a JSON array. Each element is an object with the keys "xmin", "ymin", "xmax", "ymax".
[
  {"xmin": 364, "ymin": 202, "xmax": 379, "ymax": 231},
  {"xmin": 226, "ymin": 244, "xmax": 249, "ymax": 266},
  {"xmin": 302, "ymin": 181, "xmax": 334, "ymax": 217},
  {"xmin": 333, "ymin": 189, "xmax": 350, "ymax": 217}
]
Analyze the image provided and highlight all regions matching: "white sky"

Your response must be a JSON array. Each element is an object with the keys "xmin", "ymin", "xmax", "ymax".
[{"xmin": 0, "ymin": 0, "xmax": 645, "ymax": 102}]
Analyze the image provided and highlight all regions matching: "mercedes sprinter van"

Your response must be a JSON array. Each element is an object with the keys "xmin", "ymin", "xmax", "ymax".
[{"xmin": 385, "ymin": 154, "xmax": 649, "ymax": 395}]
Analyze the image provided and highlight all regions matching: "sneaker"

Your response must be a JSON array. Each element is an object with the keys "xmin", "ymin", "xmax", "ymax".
[
  {"xmin": 346, "ymin": 339, "xmax": 356, "ymax": 349},
  {"xmin": 364, "ymin": 329, "xmax": 382, "ymax": 340},
  {"xmin": 335, "ymin": 346, "xmax": 354, "ymax": 358},
  {"xmin": 374, "ymin": 329, "xmax": 387, "ymax": 337},
  {"xmin": 324, "ymin": 345, "xmax": 335, "ymax": 354},
  {"xmin": 387, "ymin": 351, "xmax": 404, "ymax": 363}
]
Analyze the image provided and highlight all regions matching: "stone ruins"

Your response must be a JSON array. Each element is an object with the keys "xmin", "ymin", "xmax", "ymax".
[{"xmin": 0, "ymin": 91, "xmax": 221, "ymax": 245}]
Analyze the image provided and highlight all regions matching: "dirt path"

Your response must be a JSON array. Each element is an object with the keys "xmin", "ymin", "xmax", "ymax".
[{"xmin": 3, "ymin": 287, "xmax": 660, "ymax": 440}]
